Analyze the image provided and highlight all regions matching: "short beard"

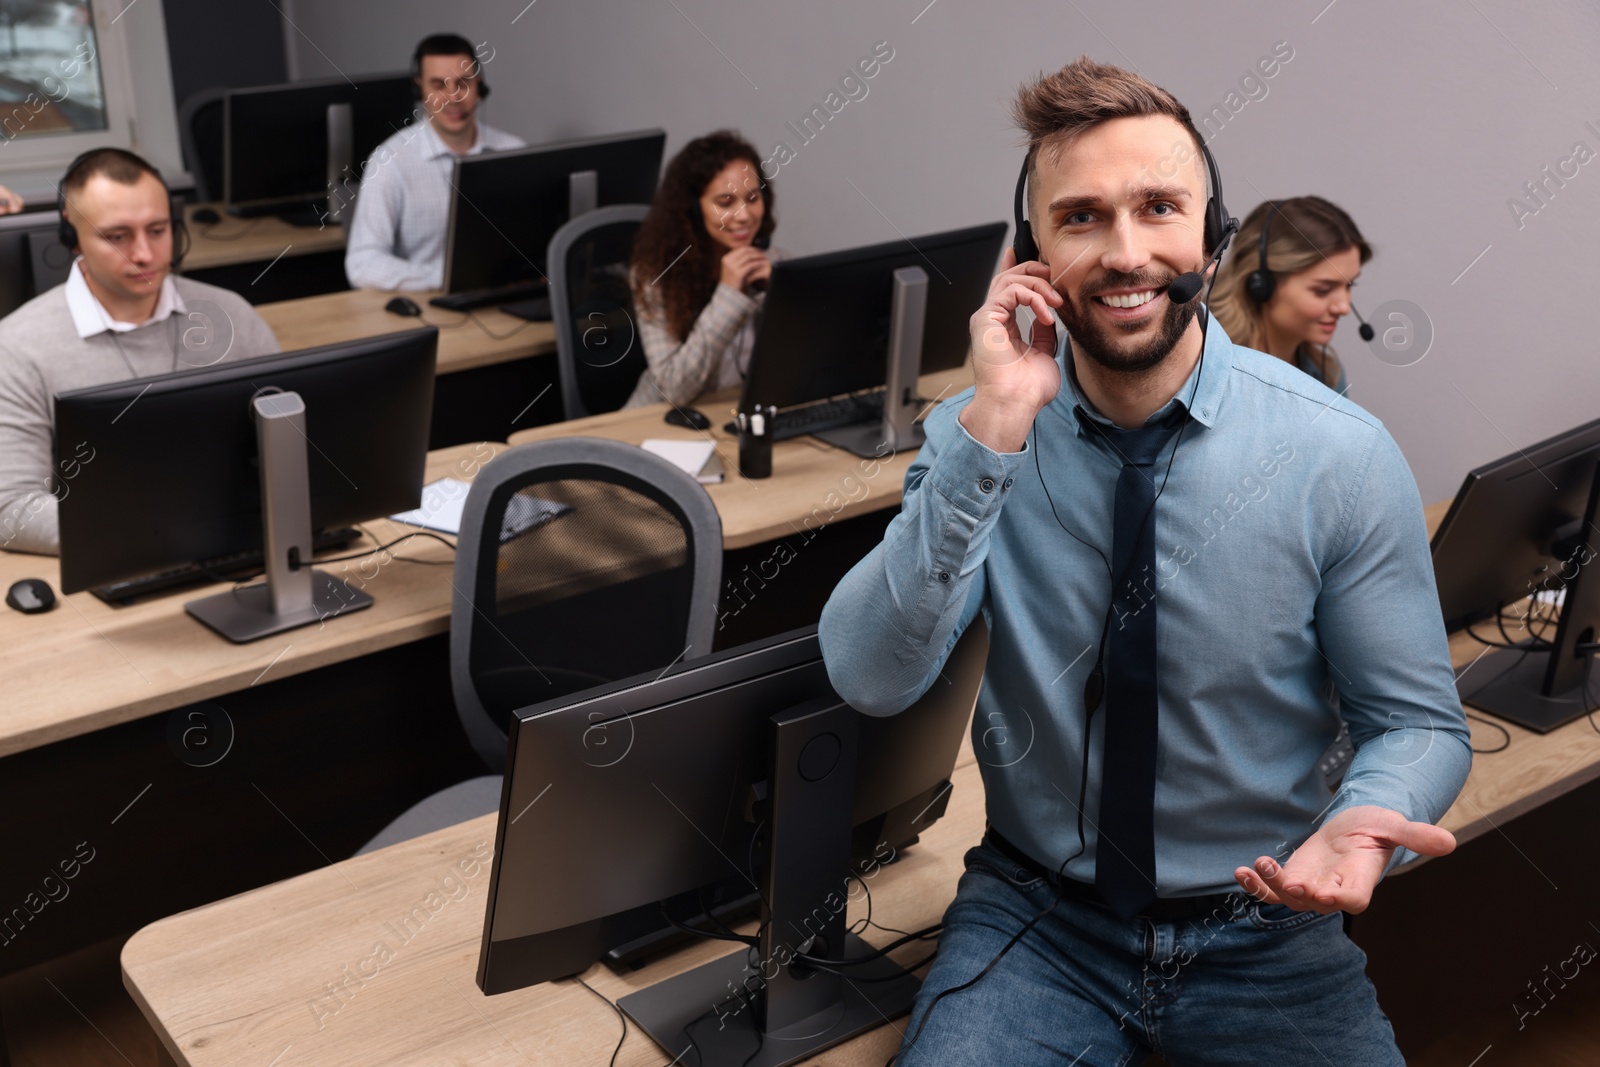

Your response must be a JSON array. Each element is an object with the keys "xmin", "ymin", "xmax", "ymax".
[{"xmin": 1057, "ymin": 269, "xmax": 1199, "ymax": 376}]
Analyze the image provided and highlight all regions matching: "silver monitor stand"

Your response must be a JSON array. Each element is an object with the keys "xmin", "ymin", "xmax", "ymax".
[
  {"xmin": 814, "ymin": 265, "xmax": 929, "ymax": 458},
  {"xmin": 186, "ymin": 391, "xmax": 373, "ymax": 643},
  {"xmin": 324, "ymin": 102, "xmax": 354, "ymax": 224},
  {"xmin": 569, "ymin": 169, "xmax": 599, "ymax": 219}
]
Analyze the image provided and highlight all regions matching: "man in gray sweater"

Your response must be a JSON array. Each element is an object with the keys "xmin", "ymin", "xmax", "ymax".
[{"xmin": 0, "ymin": 148, "xmax": 280, "ymax": 555}]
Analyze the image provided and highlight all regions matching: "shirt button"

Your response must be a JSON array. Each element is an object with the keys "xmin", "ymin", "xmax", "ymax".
[
  {"xmin": 1003, "ymin": 477, "xmax": 1014, "ymax": 489},
  {"xmin": 938, "ymin": 570, "xmax": 951, "ymax": 583},
  {"xmin": 979, "ymin": 478, "xmax": 996, "ymax": 493}
]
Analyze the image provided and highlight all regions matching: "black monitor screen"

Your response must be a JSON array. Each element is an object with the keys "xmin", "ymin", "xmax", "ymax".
[
  {"xmin": 225, "ymin": 74, "xmax": 416, "ymax": 208},
  {"xmin": 477, "ymin": 621, "xmax": 988, "ymax": 994},
  {"xmin": 1431, "ymin": 416, "xmax": 1600, "ymax": 632},
  {"xmin": 0, "ymin": 211, "xmax": 59, "ymax": 317},
  {"xmin": 54, "ymin": 328, "xmax": 437, "ymax": 594},
  {"xmin": 741, "ymin": 221, "xmax": 1007, "ymax": 411},
  {"xmin": 442, "ymin": 129, "xmax": 665, "ymax": 294}
]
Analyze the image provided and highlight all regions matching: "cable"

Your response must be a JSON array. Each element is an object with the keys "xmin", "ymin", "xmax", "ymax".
[
  {"xmin": 468, "ymin": 308, "xmax": 539, "ymax": 341},
  {"xmin": 1465, "ymin": 713, "xmax": 1510, "ymax": 755},
  {"xmin": 314, "ymin": 529, "xmax": 458, "ymax": 564},
  {"xmin": 658, "ymin": 898, "xmax": 759, "ymax": 948},
  {"xmin": 572, "ymin": 976, "xmax": 627, "ymax": 1067}
]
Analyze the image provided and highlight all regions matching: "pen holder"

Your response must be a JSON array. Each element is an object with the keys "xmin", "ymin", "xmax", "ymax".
[{"xmin": 737, "ymin": 406, "xmax": 775, "ymax": 479}]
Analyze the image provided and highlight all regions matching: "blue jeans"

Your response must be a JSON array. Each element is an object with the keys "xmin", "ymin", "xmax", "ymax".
[{"xmin": 896, "ymin": 837, "xmax": 1403, "ymax": 1066}]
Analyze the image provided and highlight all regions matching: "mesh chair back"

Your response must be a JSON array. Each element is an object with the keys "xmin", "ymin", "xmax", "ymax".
[
  {"xmin": 548, "ymin": 204, "xmax": 651, "ymax": 420},
  {"xmin": 450, "ymin": 437, "xmax": 722, "ymax": 772}
]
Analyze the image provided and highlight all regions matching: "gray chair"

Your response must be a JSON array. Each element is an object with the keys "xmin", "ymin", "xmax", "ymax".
[
  {"xmin": 547, "ymin": 203, "xmax": 651, "ymax": 420},
  {"xmin": 359, "ymin": 437, "xmax": 723, "ymax": 852},
  {"xmin": 176, "ymin": 87, "xmax": 228, "ymax": 203}
]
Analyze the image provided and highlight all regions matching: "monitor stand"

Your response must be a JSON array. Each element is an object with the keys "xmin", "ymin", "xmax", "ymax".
[
  {"xmin": 1459, "ymin": 464, "xmax": 1600, "ymax": 732},
  {"xmin": 619, "ymin": 697, "xmax": 922, "ymax": 1066},
  {"xmin": 186, "ymin": 391, "xmax": 373, "ymax": 643},
  {"xmin": 815, "ymin": 265, "xmax": 930, "ymax": 459},
  {"xmin": 569, "ymin": 169, "xmax": 598, "ymax": 218}
]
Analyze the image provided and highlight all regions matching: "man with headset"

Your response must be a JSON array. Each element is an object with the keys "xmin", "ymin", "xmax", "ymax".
[
  {"xmin": 0, "ymin": 148, "xmax": 278, "ymax": 555},
  {"xmin": 344, "ymin": 33, "xmax": 524, "ymax": 292},
  {"xmin": 819, "ymin": 57, "xmax": 1468, "ymax": 1065}
]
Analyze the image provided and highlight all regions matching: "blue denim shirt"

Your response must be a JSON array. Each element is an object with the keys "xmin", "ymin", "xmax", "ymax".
[{"xmin": 818, "ymin": 318, "xmax": 1470, "ymax": 897}]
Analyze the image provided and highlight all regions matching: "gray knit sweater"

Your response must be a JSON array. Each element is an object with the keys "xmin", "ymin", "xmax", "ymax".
[{"xmin": 0, "ymin": 277, "xmax": 281, "ymax": 555}]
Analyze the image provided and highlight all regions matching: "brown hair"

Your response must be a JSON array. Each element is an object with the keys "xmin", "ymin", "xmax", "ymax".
[
  {"xmin": 630, "ymin": 130, "xmax": 775, "ymax": 342},
  {"xmin": 1011, "ymin": 56, "xmax": 1206, "ymax": 223},
  {"xmin": 61, "ymin": 147, "xmax": 165, "ymax": 201},
  {"xmin": 1210, "ymin": 196, "xmax": 1372, "ymax": 387}
]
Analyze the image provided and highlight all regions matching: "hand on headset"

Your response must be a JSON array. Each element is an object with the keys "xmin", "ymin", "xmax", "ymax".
[
  {"xmin": 1233, "ymin": 804, "xmax": 1456, "ymax": 915},
  {"xmin": 960, "ymin": 245, "xmax": 1065, "ymax": 454}
]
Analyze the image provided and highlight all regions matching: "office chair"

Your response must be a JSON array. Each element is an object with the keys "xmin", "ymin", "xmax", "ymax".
[
  {"xmin": 177, "ymin": 87, "xmax": 228, "ymax": 203},
  {"xmin": 357, "ymin": 436, "xmax": 723, "ymax": 852},
  {"xmin": 548, "ymin": 203, "xmax": 651, "ymax": 420}
]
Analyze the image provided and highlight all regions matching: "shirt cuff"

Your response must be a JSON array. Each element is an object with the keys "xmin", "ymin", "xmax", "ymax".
[{"xmin": 925, "ymin": 415, "xmax": 1027, "ymax": 515}]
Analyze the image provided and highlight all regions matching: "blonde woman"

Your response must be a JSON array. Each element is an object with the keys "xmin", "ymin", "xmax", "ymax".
[{"xmin": 1210, "ymin": 196, "xmax": 1371, "ymax": 393}]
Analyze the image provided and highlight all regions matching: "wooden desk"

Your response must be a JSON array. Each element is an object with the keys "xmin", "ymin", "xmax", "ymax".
[
  {"xmin": 118, "ymin": 496, "xmax": 1600, "ymax": 1064},
  {"xmin": 122, "ymin": 747, "xmax": 984, "ymax": 1066},
  {"xmin": 0, "ymin": 441, "xmax": 501, "ymax": 760},
  {"xmin": 510, "ymin": 368, "xmax": 973, "ymax": 551},
  {"xmin": 256, "ymin": 289, "xmax": 562, "ymax": 446},
  {"xmin": 181, "ymin": 203, "xmax": 346, "ymax": 274},
  {"xmin": 256, "ymin": 289, "xmax": 556, "ymax": 377}
]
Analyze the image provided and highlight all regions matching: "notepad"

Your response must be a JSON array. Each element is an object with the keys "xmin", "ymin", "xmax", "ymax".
[
  {"xmin": 390, "ymin": 478, "xmax": 572, "ymax": 542},
  {"xmin": 640, "ymin": 439, "xmax": 725, "ymax": 484}
]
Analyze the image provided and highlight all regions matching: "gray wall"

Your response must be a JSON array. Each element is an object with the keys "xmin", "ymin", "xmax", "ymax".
[{"xmin": 278, "ymin": 0, "xmax": 1600, "ymax": 502}]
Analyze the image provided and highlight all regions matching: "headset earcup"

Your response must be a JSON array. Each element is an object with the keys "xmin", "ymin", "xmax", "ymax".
[
  {"xmin": 1013, "ymin": 226, "xmax": 1039, "ymax": 264},
  {"xmin": 1244, "ymin": 269, "xmax": 1275, "ymax": 305},
  {"xmin": 58, "ymin": 217, "xmax": 77, "ymax": 251},
  {"xmin": 171, "ymin": 200, "xmax": 191, "ymax": 270}
]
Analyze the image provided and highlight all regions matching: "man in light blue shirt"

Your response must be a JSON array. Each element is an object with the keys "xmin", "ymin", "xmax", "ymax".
[
  {"xmin": 819, "ymin": 57, "xmax": 1468, "ymax": 1066},
  {"xmin": 344, "ymin": 33, "xmax": 524, "ymax": 292}
]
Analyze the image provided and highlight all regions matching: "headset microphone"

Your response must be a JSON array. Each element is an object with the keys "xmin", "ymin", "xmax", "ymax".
[
  {"xmin": 1165, "ymin": 221, "xmax": 1238, "ymax": 305},
  {"xmin": 1351, "ymin": 301, "xmax": 1375, "ymax": 341}
]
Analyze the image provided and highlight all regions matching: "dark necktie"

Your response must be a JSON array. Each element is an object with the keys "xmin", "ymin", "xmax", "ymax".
[{"xmin": 1088, "ymin": 409, "xmax": 1183, "ymax": 919}]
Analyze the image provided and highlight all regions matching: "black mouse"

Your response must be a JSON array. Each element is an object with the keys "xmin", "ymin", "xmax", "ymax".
[
  {"xmin": 664, "ymin": 407, "xmax": 711, "ymax": 431},
  {"xmin": 6, "ymin": 578, "xmax": 56, "ymax": 614},
  {"xmin": 385, "ymin": 296, "xmax": 423, "ymax": 317},
  {"xmin": 192, "ymin": 207, "xmax": 222, "ymax": 225}
]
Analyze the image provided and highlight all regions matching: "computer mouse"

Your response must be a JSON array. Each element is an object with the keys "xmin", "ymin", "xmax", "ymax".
[
  {"xmin": 385, "ymin": 296, "xmax": 423, "ymax": 317},
  {"xmin": 6, "ymin": 578, "xmax": 56, "ymax": 614},
  {"xmin": 664, "ymin": 407, "xmax": 711, "ymax": 431},
  {"xmin": 192, "ymin": 207, "xmax": 222, "ymax": 225}
]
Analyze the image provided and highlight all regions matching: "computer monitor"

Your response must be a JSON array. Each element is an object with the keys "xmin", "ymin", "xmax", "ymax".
[
  {"xmin": 0, "ymin": 210, "xmax": 63, "ymax": 317},
  {"xmin": 55, "ymin": 328, "xmax": 437, "ymax": 642},
  {"xmin": 739, "ymin": 221, "xmax": 1007, "ymax": 456},
  {"xmin": 477, "ymin": 620, "xmax": 990, "ymax": 1065},
  {"xmin": 438, "ymin": 128, "xmax": 666, "ymax": 298},
  {"xmin": 224, "ymin": 73, "xmax": 416, "ymax": 218},
  {"xmin": 1431, "ymin": 415, "xmax": 1600, "ymax": 731}
]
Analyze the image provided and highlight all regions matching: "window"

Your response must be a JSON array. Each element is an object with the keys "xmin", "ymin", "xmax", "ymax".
[
  {"xmin": 0, "ymin": 1, "xmax": 106, "ymax": 141},
  {"xmin": 0, "ymin": 0, "xmax": 170, "ymax": 184}
]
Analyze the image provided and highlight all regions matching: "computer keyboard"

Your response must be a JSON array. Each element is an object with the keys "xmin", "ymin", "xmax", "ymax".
[
  {"xmin": 90, "ymin": 527, "xmax": 361, "ymax": 605},
  {"xmin": 722, "ymin": 391, "xmax": 885, "ymax": 442},
  {"xmin": 429, "ymin": 280, "xmax": 549, "ymax": 313}
]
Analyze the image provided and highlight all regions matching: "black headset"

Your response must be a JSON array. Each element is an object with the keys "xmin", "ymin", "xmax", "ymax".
[
  {"xmin": 1012, "ymin": 127, "xmax": 1234, "ymax": 267},
  {"xmin": 1242, "ymin": 198, "xmax": 1375, "ymax": 341},
  {"xmin": 411, "ymin": 35, "xmax": 491, "ymax": 102},
  {"xmin": 1244, "ymin": 199, "xmax": 1280, "ymax": 304},
  {"xmin": 57, "ymin": 147, "xmax": 190, "ymax": 269}
]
